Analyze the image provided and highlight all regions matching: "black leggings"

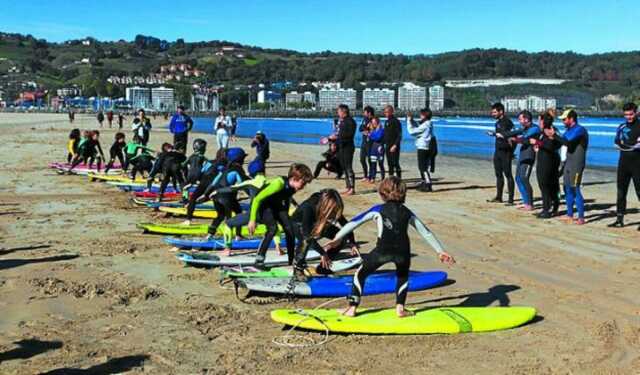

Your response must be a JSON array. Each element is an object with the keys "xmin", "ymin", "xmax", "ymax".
[
  {"xmin": 348, "ymin": 247, "xmax": 411, "ymax": 306},
  {"xmin": 616, "ymin": 156, "xmax": 640, "ymax": 216},
  {"xmin": 105, "ymin": 151, "xmax": 125, "ymax": 173},
  {"xmin": 417, "ymin": 149, "xmax": 432, "ymax": 185},
  {"xmin": 207, "ymin": 196, "xmax": 241, "ymax": 235},
  {"xmin": 173, "ymin": 132, "xmax": 188, "ymax": 153},
  {"xmin": 493, "ymin": 150, "xmax": 514, "ymax": 202},
  {"xmin": 256, "ymin": 206, "xmax": 295, "ymax": 265},
  {"xmin": 359, "ymin": 142, "xmax": 370, "ymax": 179},
  {"xmin": 537, "ymin": 163, "xmax": 560, "ymax": 214},
  {"xmin": 158, "ymin": 163, "xmax": 185, "ymax": 201},
  {"xmin": 386, "ymin": 146, "xmax": 401, "ymax": 179},
  {"xmin": 338, "ymin": 144, "xmax": 355, "ymax": 190}
]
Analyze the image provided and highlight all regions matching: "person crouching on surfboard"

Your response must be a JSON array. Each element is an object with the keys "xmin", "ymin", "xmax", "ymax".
[
  {"xmin": 290, "ymin": 188, "xmax": 359, "ymax": 282},
  {"xmin": 324, "ymin": 176, "xmax": 455, "ymax": 318}
]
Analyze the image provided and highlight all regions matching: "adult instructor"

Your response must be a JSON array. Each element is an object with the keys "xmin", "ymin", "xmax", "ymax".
[
  {"xmin": 609, "ymin": 102, "xmax": 640, "ymax": 229},
  {"xmin": 168, "ymin": 105, "xmax": 194, "ymax": 153},
  {"xmin": 383, "ymin": 105, "xmax": 402, "ymax": 179},
  {"xmin": 215, "ymin": 107, "xmax": 233, "ymax": 150},
  {"xmin": 487, "ymin": 102, "xmax": 515, "ymax": 204},
  {"xmin": 330, "ymin": 104, "xmax": 356, "ymax": 195}
]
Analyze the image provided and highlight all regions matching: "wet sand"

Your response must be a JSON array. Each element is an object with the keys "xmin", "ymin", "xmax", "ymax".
[{"xmin": 0, "ymin": 112, "xmax": 639, "ymax": 374}]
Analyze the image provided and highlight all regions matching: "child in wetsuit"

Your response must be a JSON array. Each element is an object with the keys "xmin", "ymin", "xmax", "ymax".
[
  {"xmin": 313, "ymin": 141, "xmax": 343, "ymax": 179},
  {"xmin": 67, "ymin": 128, "xmax": 81, "ymax": 163},
  {"xmin": 325, "ymin": 176, "xmax": 455, "ymax": 318},
  {"xmin": 104, "ymin": 132, "xmax": 126, "ymax": 174},
  {"xmin": 147, "ymin": 143, "xmax": 187, "ymax": 202},
  {"xmin": 125, "ymin": 135, "xmax": 154, "ymax": 179},
  {"xmin": 69, "ymin": 130, "xmax": 105, "ymax": 172},
  {"xmin": 251, "ymin": 130, "xmax": 270, "ymax": 162},
  {"xmin": 202, "ymin": 147, "xmax": 248, "ymax": 240},
  {"xmin": 182, "ymin": 148, "xmax": 227, "ymax": 225},
  {"xmin": 290, "ymin": 188, "xmax": 358, "ymax": 281},
  {"xmin": 248, "ymin": 163, "xmax": 314, "ymax": 267},
  {"xmin": 182, "ymin": 138, "xmax": 208, "ymax": 201},
  {"xmin": 367, "ymin": 117, "xmax": 385, "ymax": 183}
]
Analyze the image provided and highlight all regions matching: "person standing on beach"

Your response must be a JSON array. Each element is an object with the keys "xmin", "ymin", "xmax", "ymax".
[
  {"xmin": 107, "ymin": 110, "xmax": 114, "ymax": 128},
  {"xmin": 169, "ymin": 105, "xmax": 194, "ymax": 153},
  {"xmin": 231, "ymin": 114, "xmax": 238, "ymax": 141},
  {"xmin": 487, "ymin": 102, "xmax": 515, "ymax": 204},
  {"xmin": 359, "ymin": 106, "xmax": 374, "ymax": 182},
  {"xmin": 68, "ymin": 109, "xmax": 75, "ymax": 124},
  {"xmin": 496, "ymin": 110, "xmax": 540, "ymax": 210},
  {"xmin": 97, "ymin": 111, "xmax": 105, "ymax": 128},
  {"xmin": 132, "ymin": 109, "xmax": 152, "ymax": 146},
  {"xmin": 117, "ymin": 113, "xmax": 125, "ymax": 129},
  {"xmin": 608, "ymin": 102, "xmax": 640, "ymax": 229},
  {"xmin": 383, "ymin": 105, "xmax": 402, "ymax": 179},
  {"xmin": 547, "ymin": 109, "xmax": 589, "ymax": 225},
  {"xmin": 329, "ymin": 104, "xmax": 357, "ymax": 195},
  {"xmin": 532, "ymin": 112, "xmax": 562, "ymax": 218},
  {"xmin": 407, "ymin": 108, "xmax": 435, "ymax": 192},
  {"xmin": 215, "ymin": 107, "xmax": 233, "ymax": 150}
]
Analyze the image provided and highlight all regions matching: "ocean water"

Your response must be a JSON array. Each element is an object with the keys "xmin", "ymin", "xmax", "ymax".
[{"xmin": 192, "ymin": 116, "xmax": 625, "ymax": 168}]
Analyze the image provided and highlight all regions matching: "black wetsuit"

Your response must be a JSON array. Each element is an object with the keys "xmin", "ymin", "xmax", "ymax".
[
  {"xmin": 70, "ymin": 138, "xmax": 104, "ymax": 171},
  {"xmin": 313, "ymin": 146, "xmax": 343, "ymax": 178},
  {"xmin": 384, "ymin": 116, "xmax": 402, "ymax": 179},
  {"xmin": 614, "ymin": 118, "xmax": 640, "ymax": 218},
  {"xmin": 535, "ymin": 128, "xmax": 562, "ymax": 215},
  {"xmin": 492, "ymin": 116, "xmax": 515, "ymax": 203},
  {"xmin": 105, "ymin": 140, "xmax": 126, "ymax": 173},
  {"xmin": 250, "ymin": 176, "xmax": 297, "ymax": 266},
  {"xmin": 334, "ymin": 202, "xmax": 444, "ymax": 306},
  {"xmin": 148, "ymin": 151, "xmax": 187, "ymax": 201},
  {"xmin": 251, "ymin": 136, "xmax": 270, "ymax": 162},
  {"xmin": 291, "ymin": 191, "xmax": 355, "ymax": 270},
  {"xmin": 336, "ymin": 116, "xmax": 356, "ymax": 190},
  {"xmin": 182, "ymin": 153, "xmax": 208, "ymax": 188},
  {"xmin": 359, "ymin": 117, "xmax": 372, "ymax": 179},
  {"xmin": 185, "ymin": 160, "xmax": 224, "ymax": 221}
]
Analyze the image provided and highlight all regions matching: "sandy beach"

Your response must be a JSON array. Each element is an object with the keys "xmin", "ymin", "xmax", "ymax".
[{"xmin": 0, "ymin": 112, "xmax": 639, "ymax": 374}]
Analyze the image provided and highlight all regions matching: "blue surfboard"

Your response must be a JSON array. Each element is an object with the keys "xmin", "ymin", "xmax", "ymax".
[
  {"xmin": 165, "ymin": 235, "xmax": 290, "ymax": 250},
  {"xmin": 238, "ymin": 271, "xmax": 448, "ymax": 297}
]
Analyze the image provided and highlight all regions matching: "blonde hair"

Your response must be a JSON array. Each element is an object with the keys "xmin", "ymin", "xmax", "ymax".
[
  {"xmin": 288, "ymin": 163, "xmax": 314, "ymax": 184},
  {"xmin": 312, "ymin": 189, "xmax": 344, "ymax": 237},
  {"xmin": 378, "ymin": 176, "xmax": 407, "ymax": 203}
]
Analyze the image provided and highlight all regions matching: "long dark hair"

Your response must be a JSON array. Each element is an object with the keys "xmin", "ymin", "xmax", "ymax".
[{"xmin": 313, "ymin": 189, "xmax": 344, "ymax": 237}]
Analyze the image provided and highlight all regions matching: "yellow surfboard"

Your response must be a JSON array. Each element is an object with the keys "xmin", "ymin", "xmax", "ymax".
[
  {"xmin": 159, "ymin": 206, "xmax": 218, "ymax": 219},
  {"xmin": 87, "ymin": 172, "xmax": 147, "ymax": 184},
  {"xmin": 271, "ymin": 307, "xmax": 536, "ymax": 335}
]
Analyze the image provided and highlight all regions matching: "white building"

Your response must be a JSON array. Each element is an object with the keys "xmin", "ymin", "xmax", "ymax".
[
  {"xmin": 318, "ymin": 88, "xmax": 357, "ymax": 111},
  {"xmin": 429, "ymin": 85, "xmax": 445, "ymax": 111},
  {"xmin": 503, "ymin": 95, "xmax": 557, "ymax": 113},
  {"xmin": 303, "ymin": 91, "xmax": 316, "ymax": 105},
  {"xmin": 362, "ymin": 88, "xmax": 395, "ymax": 111},
  {"xmin": 191, "ymin": 91, "xmax": 219, "ymax": 112},
  {"xmin": 126, "ymin": 86, "xmax": 151, "ymax": 110},
  {"xmin": 285, "ymin": 91, "xmax": 304, "ymax": 108},
  {"xmin": 151, "ymin": 86, "xmax": 175, "ymax": 111},
  {"xmin": 398, "ymin": 83, "xmax": 426, "ymax": 110},
  {"xmin": 56, "ymin": 87, "xmax": 82, "ymax": 98}
]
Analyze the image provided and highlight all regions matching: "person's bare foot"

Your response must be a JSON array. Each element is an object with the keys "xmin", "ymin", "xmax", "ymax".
[
  {"xmin": 396, "ymin": 305, "xmax": 414, "ymax": 318},
  {"xmin": 559, "ymin": 215, "xmax": 574, "ymax": 223},
  {"xmin": 338, "ymin": 306, "xmax": 357, "ymax": 317},
  {"xmin": 219, "ymin": 248, "xmax": 232, "ymax": 257},
  {"xmin": 341, "ymin": 189, "xmax": 354, "ymax": 196}
]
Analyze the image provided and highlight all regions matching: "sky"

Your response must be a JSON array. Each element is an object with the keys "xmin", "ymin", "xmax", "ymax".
[{"xmin": 1, "ymin": 0, "xmax": 637, "ymax": 55}]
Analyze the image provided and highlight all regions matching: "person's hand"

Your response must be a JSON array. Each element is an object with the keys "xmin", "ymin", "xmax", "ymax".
[
  {"xmin": 350, "ymin": 244, "xmax": 360, "ymax": 256},
  {"xmin": 529, "ymin": 138, "xmax": 537, "ymax": 145},
  {"xmin": 495, "ymin": 133, "xmax": 504, "ymax": 139},
  {"xmin": 323, "ymin": 238, "xmax": 340, "ymax": 252},
  {"xmin": 486, "ymin": 130, "xmax": 496, "ymax": 137},
  {"xmin": 390, "ymin": 145, "xmax": 397, "ymax": 153},
  {"xmin": 247, "ymin": 220, "xmax": 256, "ymax": 235},
  {"xmin": 328, "ymin": 134, "xmax": 337, "ymax": 141},
  {"xmin": 320, "ymin": 254, "xmax": 332, "ymax": 269},
  {"xmin": 439, "ymin": 252, "xmax": 456, "ymax": 266}
]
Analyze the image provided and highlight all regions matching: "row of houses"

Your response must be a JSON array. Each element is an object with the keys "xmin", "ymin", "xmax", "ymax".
[{"xmin": 283, "ymin": 84, "xmax": 445, "ymax": 111}]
